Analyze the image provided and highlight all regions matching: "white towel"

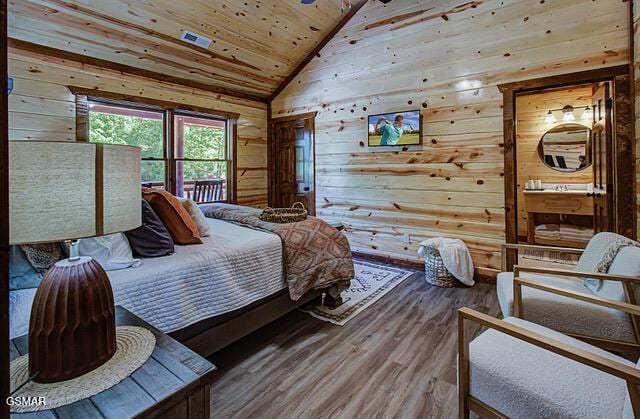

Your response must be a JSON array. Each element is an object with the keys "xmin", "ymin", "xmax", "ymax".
[{"xmin": 418, "ymin": 238, "xmax": 475, "ymax": 286}]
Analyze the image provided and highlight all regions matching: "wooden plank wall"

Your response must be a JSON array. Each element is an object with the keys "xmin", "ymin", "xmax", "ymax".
[
  {"xmin": 271, "ymin": 0, "xmax": 629, "ymax": 277},
  {"xmin": 515, "ymin": 86, "xmax": 593, "ymax": 236},
  {"xmin": 7, "ymin": 49, "xmax": 268, "ymax": 207},
  {"xmin": 8, "ymin": 0, "xmax": 346, "ymax": 99}
]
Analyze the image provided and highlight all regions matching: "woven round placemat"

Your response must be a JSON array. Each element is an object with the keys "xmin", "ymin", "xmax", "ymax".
[{"xmin": 10, "ymin": 326, "xmax": 155, "ymax": 413}]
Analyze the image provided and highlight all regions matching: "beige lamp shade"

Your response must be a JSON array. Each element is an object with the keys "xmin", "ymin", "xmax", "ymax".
[
  {"xmin": 9, "ymin": 141, "xmax": 141, "ymax": 244},
  {"xmin": 97, "ymin": 144, "xmax": 142, "ymax": 235}
]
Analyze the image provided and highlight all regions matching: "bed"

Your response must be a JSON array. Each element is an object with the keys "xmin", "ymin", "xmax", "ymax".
[{"xmin": 10, "ymin": 217, "xmax": 352, "ymax": 356}]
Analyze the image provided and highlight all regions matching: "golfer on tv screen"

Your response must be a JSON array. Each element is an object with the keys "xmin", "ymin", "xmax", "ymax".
[{"xmin": 375, "ymin": 114, "xmax": 404, "ymax": 146}]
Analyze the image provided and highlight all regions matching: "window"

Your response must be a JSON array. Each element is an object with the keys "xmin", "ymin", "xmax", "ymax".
[
  {"xmin": 174, "ymin": 114, "xmax": 229, "ymax": 201},
  {"xmin": 88, "ymin": 102, "xmax": 166, "ymax": 188},
  {"xmin": 85, "ymin": 96, "xmax": 236, "ymax": 203}
]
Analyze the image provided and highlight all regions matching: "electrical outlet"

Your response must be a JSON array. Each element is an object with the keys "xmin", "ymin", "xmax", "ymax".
[{"xmin": 403, "ymin": 233, "xmax": 410, "ymax": 243}]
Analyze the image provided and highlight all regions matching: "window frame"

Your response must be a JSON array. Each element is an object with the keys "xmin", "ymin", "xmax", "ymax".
[
  {"xmin": 171, "ymin": 110, "xmax": 233, "ymax": 202},
  {"xmin": 74, "ymin": 89, "xmax": 237, "ymax": 204},
  {"xmin": 85, "ymin": 98, "xmax": 167, "ymax": 190}
]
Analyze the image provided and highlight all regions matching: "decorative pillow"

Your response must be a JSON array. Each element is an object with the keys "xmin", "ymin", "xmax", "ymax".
[
  {"xmin": 142, "ymin": 188, "xmax": 202, "ymax": 245},
  {"xmin": 180, "ymin": 199, "xmax": 211, "ymax": 237},
  {"xmin": 78, "ymin": 233, "xmax": 141, "ymax": 271},
  {"xmin": 125, "ymin": 200, "xmax": 175, "ymax": 257},
  {"xmin": 9, "ymin": 246, "xmax": 44, "ymax": 291},
  {"xmin": 584, "ymin": 238, "xmax": 640, "ymax": 292},
  {"xmin": 19, "ymin": 243, "xmax": 64, "ymax": 274}
]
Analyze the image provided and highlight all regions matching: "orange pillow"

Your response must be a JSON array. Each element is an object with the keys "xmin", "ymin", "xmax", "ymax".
[{"xmin": 142, "ymin": 188, "xmax": 202, "ymax": 245}]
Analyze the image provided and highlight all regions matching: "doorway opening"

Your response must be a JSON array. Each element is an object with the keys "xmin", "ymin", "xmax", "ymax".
[{"xmin": 499, "ymin": 66, "xmax": 635, "ymax": 270}]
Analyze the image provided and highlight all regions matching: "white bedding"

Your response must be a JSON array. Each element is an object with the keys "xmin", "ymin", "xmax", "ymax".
[{"xmin": 10, "ymin": 218, "xmax": 286, "ymax": 338}]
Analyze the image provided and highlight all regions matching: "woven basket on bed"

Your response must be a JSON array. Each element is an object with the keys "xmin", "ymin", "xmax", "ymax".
[
  {"xmin": 260, "ymin": 202, "xmax": 308, "ymax": 223},
  {"xmin": 423, "ymin": 244, "xmax": 458, "ymax": 288}
]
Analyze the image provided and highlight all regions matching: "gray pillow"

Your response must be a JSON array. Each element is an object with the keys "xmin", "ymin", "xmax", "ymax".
[
  {"xmin": 9, "ymin": 246, "xmax": 44, "ymax": 291},
  {"xmin": 125, "ymin": 200, "xmax": 175, "ymax": 258}
]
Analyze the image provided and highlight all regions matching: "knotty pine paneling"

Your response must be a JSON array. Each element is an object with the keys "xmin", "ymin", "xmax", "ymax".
[
  {"xmin": 8, "ymin": 49, "xmax": 268, "ymax": 207},
  {"xmin": 272, "ymin": 0, "xmax": 629, "ymax": 277},
  {"xmin": 515, "ymin": 86, "xmax": 593, "ymax": 236},
  {"xmin": 8, "ymin": 0, "xmax": 345, "ymax": 98}
]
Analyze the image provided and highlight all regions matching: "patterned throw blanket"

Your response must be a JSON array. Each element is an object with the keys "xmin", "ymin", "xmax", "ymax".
[{"xmin": 200, "ymin": 203, "xmax": 355, "ymax": 300}]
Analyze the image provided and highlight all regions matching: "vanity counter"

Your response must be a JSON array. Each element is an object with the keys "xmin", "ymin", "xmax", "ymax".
[
  {"xmin": 523, "ymin": 189, "xmax": 591, "ymax": 196},
  {"xmin": 524, "ymin": 190, "xmax": 593, "ymax": 248}
]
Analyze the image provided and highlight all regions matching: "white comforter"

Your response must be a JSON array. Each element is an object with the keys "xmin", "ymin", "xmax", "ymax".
[{"xmin": 10, "ymin": 218, "xmax": 286, "ymax": 338}]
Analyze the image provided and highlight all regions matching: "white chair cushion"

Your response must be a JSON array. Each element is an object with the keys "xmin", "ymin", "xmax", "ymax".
[
  {"xmin": 576, "ymin": 232, "xmax": 627, "ymax": 272},
  {"xmin": 609, "ymin": 246, "xmax": 640, "ymax": 277},
  {"xmin": 622, "ymin": 356, "xmax": 640, "ymax": 419},
  {"xmin": 497, "ymin": 271, "xmax": 635, "ymax": 342},
  {"xmin": 469, "ymin": 317, "xmax": 632, "ymax": 419},
  {"xmin": 605, "ymin": 246, "xmax": 640, "ymax": 305},
  {"xmin": 576, "ymin": 232, "xmax": 626, "ymax": 294}
]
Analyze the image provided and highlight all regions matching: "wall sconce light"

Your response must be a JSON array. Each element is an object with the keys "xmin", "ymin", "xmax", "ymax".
[
  {"xmin": 562, "ymin": 105, "xmax": 575, "ymax": 121},
  {"xmin": 544, "ymin": 110, "xmax": 556, "ymax": 124},
  {"xmin": 8, "ymin": 77, "xmax": 13, "ymax": 95},
  {"xmin": 544, "ymin": 105, "xmax": 592, "ymax": 124}
]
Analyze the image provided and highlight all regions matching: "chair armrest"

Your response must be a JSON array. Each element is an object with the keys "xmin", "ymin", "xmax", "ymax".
[
  {"xmin": 501, "ymin": 243, "xmax": 583, "ymax": 270},
  {"xmin": 458, "ymin": 307, "xmax": 640, "ymax": 384},
  {"xmin": 514, "ymin": 265, "xmax": 640, "ymax": 285},
  {"xmin": 513, "ymin": 277, "xmax": 640, "ymax": 317}
]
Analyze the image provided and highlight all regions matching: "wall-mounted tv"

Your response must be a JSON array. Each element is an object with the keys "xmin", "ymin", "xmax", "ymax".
[{"xmin": 367, "ymin": 110, "xmax": 421, "ymax": 147}]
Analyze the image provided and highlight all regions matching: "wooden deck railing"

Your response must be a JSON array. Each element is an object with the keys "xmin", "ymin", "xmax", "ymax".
[{"xmin": 141, "ymin": 179, "xmax": 226, "ymax": 202}]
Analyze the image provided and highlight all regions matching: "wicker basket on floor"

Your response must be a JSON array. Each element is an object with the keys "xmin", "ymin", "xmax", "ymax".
[{"xmin": 423, "ymin": 244, "xmax": 458, "ymax": 288}]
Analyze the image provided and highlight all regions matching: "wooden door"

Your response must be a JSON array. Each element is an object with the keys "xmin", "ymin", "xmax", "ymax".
[
  {"xmin": 591, "ymin": 82, "xmax": 614, "ymax": 233},
  {"xmin": 271, "ymin": 114, "xmax": 315, "ymax": 215}
]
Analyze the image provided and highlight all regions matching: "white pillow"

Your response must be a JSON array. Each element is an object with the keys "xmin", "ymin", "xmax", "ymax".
[
  {"xmin": 78, "ymin": 233, "xmax": 141, "ymax": 271},
  {"xmin": 180, "ymin": 199, "xmax": 211, "ymax": 237}
]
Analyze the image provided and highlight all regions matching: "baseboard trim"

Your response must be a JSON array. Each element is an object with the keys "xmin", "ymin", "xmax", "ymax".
[{"xmin": 352, "ymin": 251, "xmax": 497, "ymax": 284}]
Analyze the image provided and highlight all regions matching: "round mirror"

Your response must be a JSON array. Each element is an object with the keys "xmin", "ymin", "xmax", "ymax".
[{"xmin": 537, "ymin": 123, "xmax": 592, "ymax": 172}]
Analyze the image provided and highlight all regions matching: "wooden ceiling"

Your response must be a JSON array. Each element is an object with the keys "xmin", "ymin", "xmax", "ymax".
[{"xmin": 8, "ymin": 0, "xmax": 349, "ymax": 100}]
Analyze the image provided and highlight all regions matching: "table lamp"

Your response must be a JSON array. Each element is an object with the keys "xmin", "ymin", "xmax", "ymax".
[{"xmin": 9, "ymin": 141, "xmax": 141, "ymax": 383}]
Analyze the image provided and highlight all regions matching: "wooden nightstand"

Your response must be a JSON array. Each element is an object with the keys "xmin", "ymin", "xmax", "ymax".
[{"xmin": 10, "ymin": 306, "xmax": 216, "ymax": 418}]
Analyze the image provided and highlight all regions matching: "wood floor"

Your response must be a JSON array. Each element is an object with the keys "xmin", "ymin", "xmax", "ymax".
[{"xmin": 209, "ymin": 263, "xmax": 499, "ymax": 418}]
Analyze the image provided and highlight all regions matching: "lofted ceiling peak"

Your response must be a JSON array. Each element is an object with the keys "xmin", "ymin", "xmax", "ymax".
[{"xmin": 8, "ymin": 0, "xmax": 355, "ymax": 100}]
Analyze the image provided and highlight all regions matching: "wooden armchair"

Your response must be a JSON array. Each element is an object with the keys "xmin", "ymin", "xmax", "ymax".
[
  {"xmin": 498, "ymin": 233, "xmax": 640, "ymax": 357},
  {"xmin": 459, "ymin": 301, "xmax": 640, "ymax": 418}
]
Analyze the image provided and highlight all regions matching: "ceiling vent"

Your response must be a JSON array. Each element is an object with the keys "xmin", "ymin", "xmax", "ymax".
[{"xmin": 180, "ymin": 31, "xmax": 213, "ymax": 49}]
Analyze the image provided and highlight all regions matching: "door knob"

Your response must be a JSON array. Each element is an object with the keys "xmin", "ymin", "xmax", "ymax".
[{"xmin": 303, "ymin": 186, "xmax": 310, "ymax": 192}]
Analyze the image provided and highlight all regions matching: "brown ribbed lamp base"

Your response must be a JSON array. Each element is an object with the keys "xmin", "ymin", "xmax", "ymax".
[{"xmin": 29, "ymin": 257, "xmax": 116, "ymax": 383}]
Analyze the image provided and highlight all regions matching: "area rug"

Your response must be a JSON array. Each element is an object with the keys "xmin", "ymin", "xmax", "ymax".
[{"xmin": 300, "ymin": 260, "xmax": 414, "ymax": 326}]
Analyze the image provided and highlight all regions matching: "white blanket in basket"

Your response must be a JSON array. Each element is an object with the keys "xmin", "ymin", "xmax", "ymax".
[{"xmin": 418, "ymin": 238, "xmax": 475, "ymax": 286}]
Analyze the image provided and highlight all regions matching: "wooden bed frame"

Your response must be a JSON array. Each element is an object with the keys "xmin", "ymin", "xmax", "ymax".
[{"xmin": 169, "ymin": 282, "xmax": 348, "ymax": 358}]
